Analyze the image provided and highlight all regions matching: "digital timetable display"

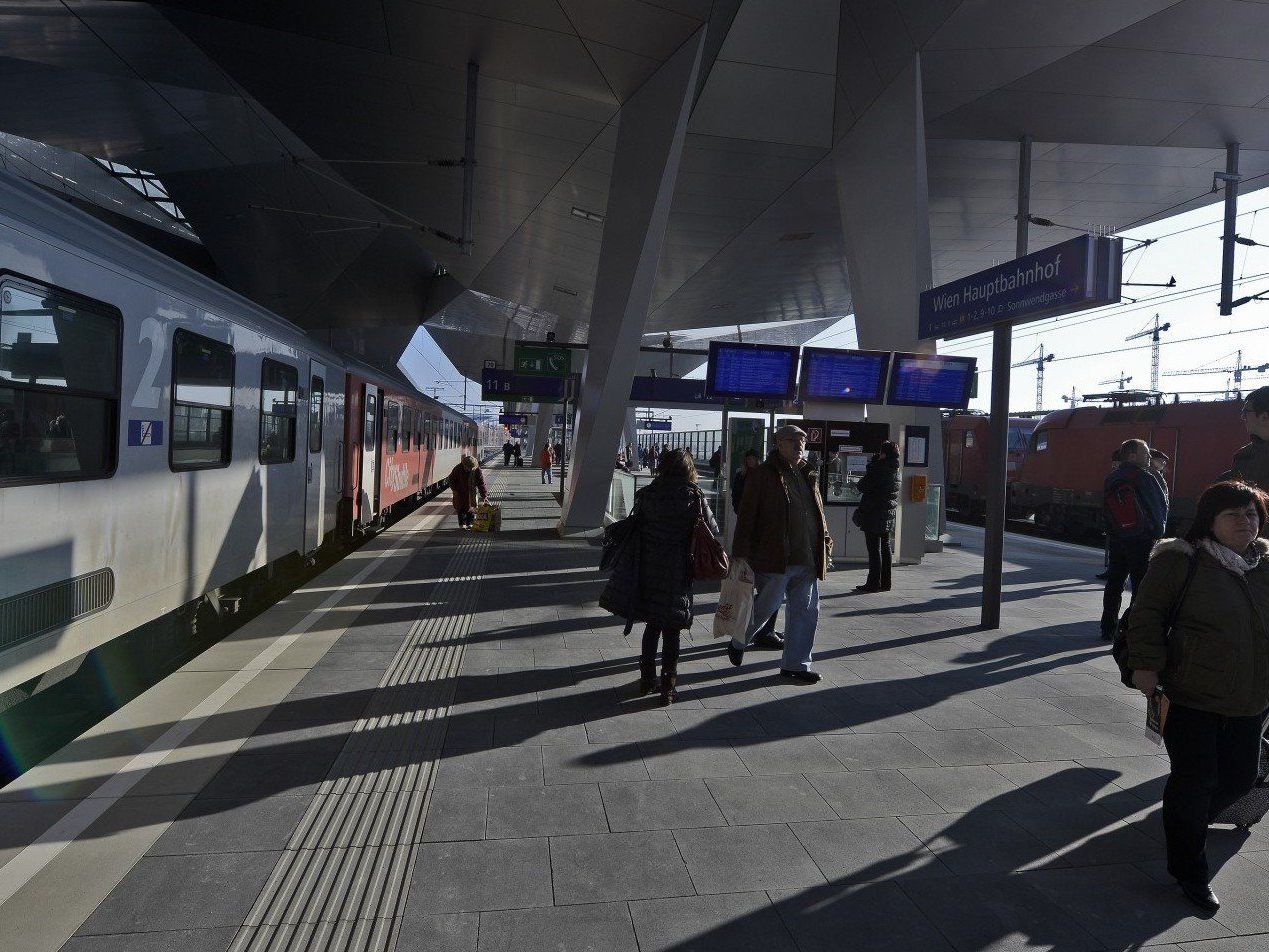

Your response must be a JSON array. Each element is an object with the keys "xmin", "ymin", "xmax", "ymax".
[
  {"xmin": 800, "ymin": 348, "xmax": 890, "ymax": 404},
  {"xmin": 705, "ymin": 341, "xmax": 800, "ymax": 400},
  {"xmin": 886, "ymin": 353, "xmax": 977, "ymax": 409}
]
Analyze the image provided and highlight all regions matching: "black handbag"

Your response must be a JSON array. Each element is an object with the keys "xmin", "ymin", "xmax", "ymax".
[{"xmin": 600, "ymin": 500, "xmax": 640, "ymax": 572}]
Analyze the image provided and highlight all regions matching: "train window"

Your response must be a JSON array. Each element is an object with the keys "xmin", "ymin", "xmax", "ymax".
[
  {"xmin": 308, "ymin": 375, "xmax": 324, "ymax": 454},
  {"xmin": 171, "ymin": 329, "xmax": 234, "ymax": 470},
  {"xmin": 386, "ymin": 401, "xmax": 400, "ymax": 454},
  {"xmin": 259, "ymin": 358, "xmax": 298, "ymax": 464},
  {"xmin": 364, "ymin": 391, "xmax": 377, "ymax": 453},
  {"xmin": 0, "ymin": 277, "xmax": 120, "ymax": 484},
  {"xmin": 402, "ymin": 407, "xmax": 413, "ymax": 452},
  {"xmin": 1008, "ymin": 426, "xmax": 1030, "ymax": 454},
  {"xmin": 963, "ymin": 431, "xmax": 975, "ymax": 449}
]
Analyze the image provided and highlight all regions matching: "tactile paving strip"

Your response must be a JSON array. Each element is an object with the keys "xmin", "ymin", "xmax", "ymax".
[{"xmin": 229, "ymin": 525, "xmax": 492, "ymax": 952}]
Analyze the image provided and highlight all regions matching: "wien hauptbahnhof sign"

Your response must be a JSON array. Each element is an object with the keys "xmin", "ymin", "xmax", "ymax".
[{"xmin": 918, "ymin": 234, "xmax": 1121, "ymax": 341}]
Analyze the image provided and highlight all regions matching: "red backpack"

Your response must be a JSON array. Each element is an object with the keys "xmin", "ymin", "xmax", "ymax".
[{"xmin": 1104, "ymin": 480, "xmax": 1141, "ymax": 536}]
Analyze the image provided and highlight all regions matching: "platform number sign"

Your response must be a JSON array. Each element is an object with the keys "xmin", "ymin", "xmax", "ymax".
[{"xmin": 127, "ymin": 419, "xmax": 164, "ymax": 446}]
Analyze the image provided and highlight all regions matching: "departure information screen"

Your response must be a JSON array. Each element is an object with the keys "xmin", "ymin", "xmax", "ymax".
[
  {"xmin": 705, "ymin": 341, "xmax": 800, "ymax": 400},
  {"xmin": 800, "ymin": 348, "xmax": 890, "ymax": 403},
  {"xmin": 886, "ymin": 353, "xmax": 977, "ymax": 408}
]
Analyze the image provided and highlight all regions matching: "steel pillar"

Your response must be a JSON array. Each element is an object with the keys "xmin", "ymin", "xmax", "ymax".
[
  {"xmin": 981, "ymin": 135, "xmax": 1031, "ymax": 629},
  {"xmin": 1219, "ymin": 142, "xmax": 1241, "ymax": 316}
]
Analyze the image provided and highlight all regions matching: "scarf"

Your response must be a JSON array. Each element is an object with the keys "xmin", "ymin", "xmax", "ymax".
[{"xmin": 1197, "ymin": 537, "xmax": 1262, "ymax": 576}]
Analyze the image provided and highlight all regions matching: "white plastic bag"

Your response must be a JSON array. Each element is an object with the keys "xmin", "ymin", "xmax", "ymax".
[{"xmin": 713, "ymin": 559, "xmax": 755, "ymax": 640}]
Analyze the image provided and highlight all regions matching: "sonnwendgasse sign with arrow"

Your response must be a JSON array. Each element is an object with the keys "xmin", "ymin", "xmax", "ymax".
[
  {"xmin": 918, "ymin": 234, "xmax": 1121, "ymax": 342},
  {"xmin": 514, "ymin": 343, "xmax": 572, "ymax": 377}
]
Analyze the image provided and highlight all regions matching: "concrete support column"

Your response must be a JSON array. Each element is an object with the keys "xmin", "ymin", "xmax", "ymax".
[
  {"xmin": 833, "ymin": 54, "xmax": 942, "ymax": 564},
  {"xmin": 622, "ymin": 408, "xmax": 638, "ymax": 465},
  {"xmin": 558, "ymin": 29, "xmax": 706, "ymax": 532}
]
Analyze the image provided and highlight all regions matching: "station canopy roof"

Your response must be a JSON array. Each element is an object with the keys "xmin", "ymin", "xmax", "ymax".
[{"xmin": 0, "ymin": 1, "xmax": 1263, "ymax": 377}]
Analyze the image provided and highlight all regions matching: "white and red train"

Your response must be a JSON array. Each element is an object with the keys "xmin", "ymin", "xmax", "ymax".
[{"xmin": 0, "ymin": 171, "xmax": 498, "ymax": 697}]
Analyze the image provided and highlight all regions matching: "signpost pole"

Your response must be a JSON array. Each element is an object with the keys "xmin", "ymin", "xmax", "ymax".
[
  {"xmin": 981, "ymin": 134, "xmax": 1030, "ymax": 630},
  {"xmin": 1219, "ymin": 142, "xmax": 1241, "ymax": 316}
]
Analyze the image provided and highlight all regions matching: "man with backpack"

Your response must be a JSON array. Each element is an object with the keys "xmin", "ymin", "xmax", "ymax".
[{"xmin": 1101, "ymin": 438, "xmax": 1169, "ymax": 640}]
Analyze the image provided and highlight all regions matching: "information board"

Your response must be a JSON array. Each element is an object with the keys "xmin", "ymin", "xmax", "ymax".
[
  {"xmin": 499, "ymin": 413, "xmax": 528, "ymax": 426},
  {"xmin": 481, "ymin": 368, "xmax": 565, "ymax": 403},
  {"xmin": 705, "ymin": 341, "xmax": 800, "ymax": 400},
  {"xmin": 886, "ymin": 353, "xmax": 977, "ymax": 409},
  {"xmin": 800, "ymin": 348, "xmax": 890, "ymax": 403},
  {"xmin": 628, "ymin": 376, "xmax": 714, "ymax": 405}
]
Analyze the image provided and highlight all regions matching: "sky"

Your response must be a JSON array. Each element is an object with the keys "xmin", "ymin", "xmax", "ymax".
[{"xmin": 400, "ymin": 182, "xmax": 1269, "ymax": 432}]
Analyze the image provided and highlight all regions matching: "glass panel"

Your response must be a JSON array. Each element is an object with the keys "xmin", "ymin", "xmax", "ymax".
[
  {"xmin": 386, "ymin": 401, "xmax": 400, "ymax": 454},
  {"xmin": 259, "ymin": 359, "xmax": 298, "ymax": 464},
  {"xmin": 173, "ymin": 330, "xmax": 232, "ymax": 408},
  {"xmin": 309, "ymin": 375, "xmax": 324, "ymax": 453},
  {"xmin": 1, "ymin": 283, "xmax": 118, "ymax": 393},
  {"xmin": 172, "ymin": 403, "xmax": 230, "ymax": 468},
  {"xmin": 926, "ymin": 484, "xmax": 943, "ymax": 542},
  {"xmin": 364, "ymin": 393, "xmax": 377, "ymax": 453},
  {"xmin": 0, "ymin": 386, "xmax": 113, "ymax": 479},
  {"xmin": 402, "ymin": 407, "xmax": 413, "ymax": 451}
]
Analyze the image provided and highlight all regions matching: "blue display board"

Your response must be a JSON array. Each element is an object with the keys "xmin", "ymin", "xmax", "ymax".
[
  {"xmin": 800, "ymin": 348, "xmax": 890, "ymax": 403},
  {"xmin": 886, "ymin": 353, "xmax": 977, "ymax": 408},
  {"xmin": 705, "ymin": 341, "xmax": 800, "ymax": 400},
  {"xmin": 481, "ymin": 368, "xmax": 565, "ymax": 402},
  {"xmin": 498, "ymin": 413, "xmax": 528, "ymax": 425},
  {"xmin": 628, "ymin": 375, "xmax": 713, "ymax": 405},
  {"xmin": 918, "ymin": 234, "xmax": 1121, "ymax": 341}
]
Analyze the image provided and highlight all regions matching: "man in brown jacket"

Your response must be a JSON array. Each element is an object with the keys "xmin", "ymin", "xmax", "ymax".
[{"xmin": 727, "ymin": 424, "xmax": 831, "ymax": 683}]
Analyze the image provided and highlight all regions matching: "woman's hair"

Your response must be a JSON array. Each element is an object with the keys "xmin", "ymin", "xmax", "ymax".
[
  {"xmin": 879, "ymin": 440, "xmax": 899, "ymax": 461},
  {"xmin": 1185, "ymin": 480, "xmax": 1268, "ymax": 543},
  {"xmin": 1245, "ymin": 385, "xmax": 1269, "ymax": 416},
  {"xmin": 657, "ymin": 447, "xmax": 697, "ymax": 483},
  {"xmin": 462, "ymin": 454, "xmax": 477, "ymax": 470}
]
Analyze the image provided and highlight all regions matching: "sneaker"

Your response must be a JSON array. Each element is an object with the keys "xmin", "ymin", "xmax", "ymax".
[
  {"xmin": 779, "ymin": 669, "xmax": 822, "ymax": 684},
  {"xmin": 753, "ymin": 630, "xmax": 785, "ymax": 651},
  {"xmin": 726, "ymin": 642, "xmax": 744, "ymax": 667}
]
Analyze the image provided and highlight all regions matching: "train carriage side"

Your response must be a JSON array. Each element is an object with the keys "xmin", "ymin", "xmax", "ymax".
[{"xmin": 942, "ymin": 414, "xmax": 1038, "ymax": 519}]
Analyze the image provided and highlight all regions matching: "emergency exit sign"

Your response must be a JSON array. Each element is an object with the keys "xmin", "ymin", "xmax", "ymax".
[{"xmin": 514, "ymin": 344, "xmax": 572, "ymax": 377}]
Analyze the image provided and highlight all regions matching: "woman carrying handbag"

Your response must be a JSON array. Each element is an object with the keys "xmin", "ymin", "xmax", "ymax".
[{"xmin": 629, "ymin": 448, "xmax": 721, "ymax": 705}]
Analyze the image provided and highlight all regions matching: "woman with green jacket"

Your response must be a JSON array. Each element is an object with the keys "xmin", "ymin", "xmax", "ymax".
[{"xmin": 1126, "ymin": 480, "xmax": 1269, "ymax": 913}]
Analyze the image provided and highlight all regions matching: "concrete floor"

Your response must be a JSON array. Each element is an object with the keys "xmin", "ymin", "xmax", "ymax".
[{"xmin": 3, "ymin": 464, "xmax": 1269, "ymax": 951}]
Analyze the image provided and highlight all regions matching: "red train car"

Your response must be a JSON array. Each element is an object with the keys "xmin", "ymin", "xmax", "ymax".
[
  {"xmin": 1011, "ymin": 399, "xmax": 1249, "ymax": 536},
  {"xmin": 342, "ymin": 368, "xmax": 484, "ymax": 536},
  {"xmin": 943, "ymin": 413, "xmax": 1038, "ymax": 518}
]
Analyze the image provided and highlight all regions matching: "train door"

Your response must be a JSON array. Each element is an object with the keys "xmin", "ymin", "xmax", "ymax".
[
  {"xmin": 360, "ymin": 383, "xmax": 380, "ymax": 522},
  {"xmin": 304, "ymin": 360, "xmax": 327, "ymax": 554}
]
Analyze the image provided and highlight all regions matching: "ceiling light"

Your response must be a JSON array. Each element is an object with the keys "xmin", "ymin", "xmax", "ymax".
[
  {"xmin": 552, "ymin": 284, "xmax": 579, "ymax": 296},
  {"xmin": 570, "ymin": 206, "xmax": 605, "ymax": 223}
]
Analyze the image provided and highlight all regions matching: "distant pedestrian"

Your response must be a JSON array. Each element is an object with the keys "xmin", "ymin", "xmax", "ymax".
[
  {"xmin": 728, "ymin": 424, "xmax": 830, "ymax": 682},
  {"xmin": 709, "ymin": 446, "xmax": 723, "ymax": 477},
  {"xmin": 631, "ymin": 448, "xmax": 720, "ymax": 705},
  {"xmin": 1150, "ymin": 449, "xmax": 1171, "ymax": 506},
  {"xmin": 539, "ymin": 443, "xmax": 554, "ymax": 484},
  {"xmin": 503, "ymin": 439, "xmax": 514, "ymax": 466},
  {"xmin": 854, "ymin": 441, "xmax": 901, "ymax": 593},
  {"xmin": 512, "ymin": 442, "xmax": 523, "ymax": 467},
  {"xmin": 1101, "ymin": 438, "xmax": 1168, "ymax": 639},
  {"xmin": 449, "ymin": 454, "xmax": 488, "ymax": 529},
  {"xmin": 730, "ymin": 447, "xmax": 783, "ymax": 650},
  {"xmin": 1233, "ymin": 386, "xmax": 1269, "ymax": 491},
  {"xmin": 1096, "ymin": 448, "xmax": 1123, "ymax": 581},
  {"xmin": 1125, "ymin": 480, "xmax": 1269, "ymax": 914}
]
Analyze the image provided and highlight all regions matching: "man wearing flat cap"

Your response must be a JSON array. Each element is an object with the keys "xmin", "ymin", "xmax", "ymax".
[{"xmin": 727, "ymin": 423, "xmax": 831, "ymax": 683}]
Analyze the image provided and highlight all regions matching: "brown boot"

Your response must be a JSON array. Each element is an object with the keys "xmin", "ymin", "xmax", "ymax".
[
  {"xmin": 659, "ymin": 673, "xmax": 677, "ymax": 706},
  {"xmin": 637, "ymin": 661, "xmax": 657, "ymax": 697}
]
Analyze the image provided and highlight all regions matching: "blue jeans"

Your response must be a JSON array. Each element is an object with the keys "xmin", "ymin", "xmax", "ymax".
[{"xmin": 732, "ymin": 565, "xmax": 819, "ymax": 671}]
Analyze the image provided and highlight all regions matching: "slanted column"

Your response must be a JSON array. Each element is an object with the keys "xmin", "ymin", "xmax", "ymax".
[
  {"xmin": 833, "ymin": 54, "xmax": 943, "ymax": 564},
  {"xmin": 558, "ymin": 29, "xmax": 706, "ymax": 532}
]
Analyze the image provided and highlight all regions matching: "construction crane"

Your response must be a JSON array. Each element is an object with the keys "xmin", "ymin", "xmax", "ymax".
[
  {"xmin": 1098, "ymin": 371, "xmax": 1134, "ymax": 391},
  {"xmin": 1162, "ymin": 349, "xmax": 1269, "ymax": 399},
  {"xmin": 1013, "ymin": 345, "xmax": 1055, "ymax": 412},
  {"xmin": 1124, "ymin": 314, "xmax": 1171, "ymax": 391}
]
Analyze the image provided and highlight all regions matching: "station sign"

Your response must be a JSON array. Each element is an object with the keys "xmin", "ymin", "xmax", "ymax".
[
  {"xmin": 481, "ymin": 368, "xmax": 566, "ymax": 403},
  {"xmin": 514, "ymin": 343, "xmax": 572, "ymax": 377},
  {"xmin": 918, "ymin": 234, "xmax": 1121, "ymax": 341},
  {"xmin": 639, "ymin": 419, "xmax": 672, "ymax": 431},
  {"xmin": 499, "ymin": 413, "xmax": 528, "ymax": 426},
  {"xmin": 629, "ymin": 376, "xmax": 714, "ymax": 406}
]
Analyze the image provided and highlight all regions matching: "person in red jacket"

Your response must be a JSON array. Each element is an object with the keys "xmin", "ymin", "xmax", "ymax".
[
  {"xmin": 449, "ymin": 454, "xmax": 488, "ymax": 528},
  {"xmin": 539, "ymin": 443, "xmax": 555, "ymax": 484}
]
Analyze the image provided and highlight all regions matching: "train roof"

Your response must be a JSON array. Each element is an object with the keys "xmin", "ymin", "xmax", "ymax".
[{"xmin": 1030, "ymin": 399, "xmax": 1243, "ymax": 430}]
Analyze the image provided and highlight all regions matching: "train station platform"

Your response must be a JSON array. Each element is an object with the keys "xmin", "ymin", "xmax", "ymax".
[{"xmin": 2, "ymin": 465, "xmax": 1268, "ymax": 952}]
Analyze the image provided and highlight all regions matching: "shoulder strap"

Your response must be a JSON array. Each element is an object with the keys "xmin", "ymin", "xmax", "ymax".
[{"xmin": 1163, "ymin": 551, "xmax": 1199, "ymax": 636}]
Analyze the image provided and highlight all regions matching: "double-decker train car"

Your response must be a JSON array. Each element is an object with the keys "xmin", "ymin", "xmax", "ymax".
[
  {"xmin": 942, "ymin": 413, "xmax": 1038, "ymax": 518},
  {"xmin": 1010, "ymin": 400, "xmax": 1249, "ymax": 537},
  {"xmin": 0, "ymin": 170, "xmax": 493, "ymax": 699}
]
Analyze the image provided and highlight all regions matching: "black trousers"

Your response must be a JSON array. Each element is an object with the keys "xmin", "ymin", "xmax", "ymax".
[
  {"xmin": 640, "ymin": 624, "xmax": 682, "ymax": 679},
  {"xmin": 864, "ymin": 531, "xmax": 891, "ymax": 589},
  {"xmin": 1100, "ymin": 536, "xmax": 1154, "ymax": 635},
  {"xmin": 1162, "ymin": 702, "xmax": 1267, "ymax": 884}
]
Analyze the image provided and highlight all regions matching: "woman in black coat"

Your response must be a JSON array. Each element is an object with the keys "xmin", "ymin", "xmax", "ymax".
[
  {"xmin": 854, "ymin": 441, "xmax": 900, "ymax": 592},
  {"xmin": 632, "ymin": 447, "xmax": 719, "ymax": 705}
]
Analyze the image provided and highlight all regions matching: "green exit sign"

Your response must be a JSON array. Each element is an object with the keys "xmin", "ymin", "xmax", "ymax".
[{"xmin": 514, "ymin": 344, "xmax": 572, "ymax": 377}]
